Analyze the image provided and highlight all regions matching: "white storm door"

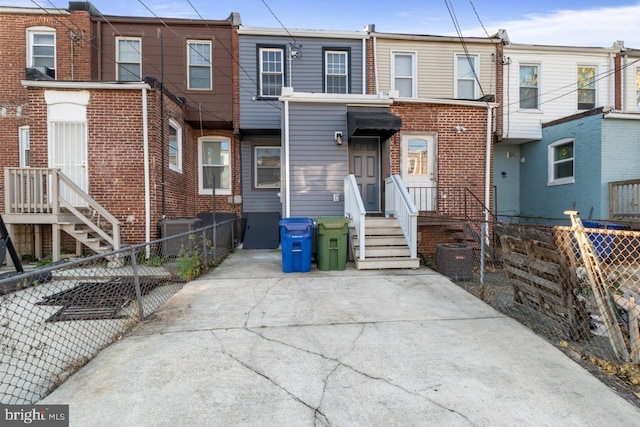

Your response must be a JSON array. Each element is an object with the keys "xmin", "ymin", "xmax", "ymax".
[
  {"xmin": 401, "ymin": 134, "xmax": 436, "ymax": 211},
  {"xmin": 50, "ymin": 121, "xmax": 88, "ymax": 207}
]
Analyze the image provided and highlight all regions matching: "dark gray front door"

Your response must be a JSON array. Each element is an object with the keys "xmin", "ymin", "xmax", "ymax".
[{"xmin": 350, "ymin": 136, "xmax": 380, "ymax": 212}]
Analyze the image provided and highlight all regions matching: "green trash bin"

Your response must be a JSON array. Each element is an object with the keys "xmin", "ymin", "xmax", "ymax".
[{"xmin": 316, "ymin": 216, "xmax": 350, "ymax": 271}]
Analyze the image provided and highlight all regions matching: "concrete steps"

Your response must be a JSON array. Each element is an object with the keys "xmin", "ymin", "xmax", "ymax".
[{"xmin": 349, "ymin": 217, "xmax": 420, "ymax": 270}]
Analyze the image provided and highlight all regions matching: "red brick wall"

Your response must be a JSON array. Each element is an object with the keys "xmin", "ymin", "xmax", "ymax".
[
  {"xmin": 0, "ymin": 8, "xmax": 92, "ymax": 205},
  {"xmin": 391, "ymin": 102, "xmax": 490, "ymax": 201}
]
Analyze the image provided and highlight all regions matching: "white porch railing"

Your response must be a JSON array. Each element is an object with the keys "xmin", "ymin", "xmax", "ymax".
[
  {"xmin": 385, "ymin": 175, "xmax": 418, "ymax": 259},
  {"xmin": 4, "ymin": 167, "xmax": 121, "ymax": 251},
  {"xmin": 344, "ymin": 174, "xmax": 367, "ymax": 260}
]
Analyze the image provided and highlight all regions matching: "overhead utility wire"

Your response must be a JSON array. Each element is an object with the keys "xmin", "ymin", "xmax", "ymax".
[
  {"xmin": 260, "ymin": 0, "xmax": 298, "ymax": 45},
  {"xmin": 444, "ymin": 0, "xmax": 486, "ymax": 97},
  {"xmin": 468, "ymin": 0, "xmax": 496, "ymax": 95},
  {"xmin": 136, "ymin": 0, "xmax": 281, "ymax": 118},
  {"xmin": 507, "ymin": 57, "xmax": 640, "ymax": 109},
  {"xmin": 468, "ymin": 0, "xmax": 492, "ymax": 39},
  {"xmin": 183, "ymin": 0, "xmax": 281, "ymax": 111},
  {"xmin": 35, "ymin": 0, "xmax": 233, "ymax": 125}
]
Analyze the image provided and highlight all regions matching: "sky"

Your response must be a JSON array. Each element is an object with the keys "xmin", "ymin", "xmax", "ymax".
[{"xmin": 10, "ymin": 0, "xmax": 640, "ymax": 48}]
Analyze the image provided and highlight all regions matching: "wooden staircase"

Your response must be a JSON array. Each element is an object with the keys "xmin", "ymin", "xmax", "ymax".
[
  {"xmin": 59, "ymin": 222, "xmax": 114, "ymax": 254},
  {"xmin": 349, "ymin": 217, "xmax": 420, "ymax": 270}
]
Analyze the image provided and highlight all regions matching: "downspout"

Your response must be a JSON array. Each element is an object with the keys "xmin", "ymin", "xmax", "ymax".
[
  {"xmin": 160, "ymin": 32, "xmax": 166, "ymax": 218},
  {"xmin": 142, "ymin": 87, "xmax": 151, "ymax": 245},
  {"xmin": 284, "ymin": 99, "xmax": 291, "ymax": 217},
  {"xmin": 481, "ymin": 103, "xmax": 494, "ymax": 285}
]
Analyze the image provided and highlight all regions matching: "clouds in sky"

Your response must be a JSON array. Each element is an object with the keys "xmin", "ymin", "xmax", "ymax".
[
  {"xmin": 7, "ymin": 1, "xmax": 640, "ymax": 48},
  {"xmin": 477, "ymin": 4, "xmax": 640, "ymax": 47}
]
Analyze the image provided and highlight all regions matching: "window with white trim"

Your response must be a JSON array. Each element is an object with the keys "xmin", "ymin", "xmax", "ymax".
[
  {"xmin": 325, "ymin": 50, "xmax": 348, "ymax": 94},
  {"xmin": 199, "ymin": 137, "xmax": 231, "ymax": 195},
  {"xmin": 259, "ymin": 47, "xmax": 284, "ymax": 97},
  {"xmin": 187, "ymin": 40, "xmax": 212, "ymax": 90},
  {"xmin": 116, "ymin": 37, "xmax": 141, "ymax": 81},
  {"xmin": 577, "ymin": 66, "xmax": 596, "ymax": 110},
  {"xmin": 27, "ymin": 27, "xmax": 56, "ymax": 79},
  {"xmin": 168, "ymin": 119, "xmax": 182, "ymax": 173},
  {"xmin": 548, "ymin": 139, "xmax": 575, "ymax": 186},
  {"xmin": 455, "ymin": 54, "xmax": 479, "ymax": 99},
  {"xmin": 19, "ymin": 126, "xmax": 30, "ymax": 167},
  {"xmin": 254, "ymin": 146, "xmax": 281, "ymax": 188},
  {"xmin": 392, "ymin": 52, "xmax": 416, "ymax": 98},
  {"xmin": 519, "ymin": 64, "xmax": 539, "ymax": 109}
]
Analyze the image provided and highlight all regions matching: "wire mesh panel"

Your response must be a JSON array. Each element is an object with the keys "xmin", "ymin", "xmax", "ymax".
[
  {"xmin": 431, "ymin": 217, "xmax": 640, "ymax": 399},
  {"xmin": 0, "ymin": 220, "xmax": 239, "ymax": 404}
]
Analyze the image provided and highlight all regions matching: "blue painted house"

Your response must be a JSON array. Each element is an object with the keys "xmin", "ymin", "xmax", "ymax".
[{"xmin": 519, "ymin": 107, "xmax": 640, "ymax": 223}]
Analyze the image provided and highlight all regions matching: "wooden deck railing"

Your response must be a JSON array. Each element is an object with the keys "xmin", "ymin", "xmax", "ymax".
[
  {"xmin": 610, "ymin": 179, "xmax": 640, "ymax": 221},
  {"xmin": 4, "ymin": 167, "xmax": 121, "ymax": 250}
]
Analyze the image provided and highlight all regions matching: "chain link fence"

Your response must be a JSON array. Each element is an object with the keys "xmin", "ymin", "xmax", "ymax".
[
  {"xmin": 430, "ymin": 215, "xmax": 640, "ymax": 400},
  {"xmin": 0, "ymin": 218, "xmax": 241, "ymax": 405}
]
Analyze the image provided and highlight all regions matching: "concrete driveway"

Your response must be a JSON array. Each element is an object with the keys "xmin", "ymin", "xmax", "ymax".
[{"xmin": 41, "ymin": 249, "xmax": 640, "ymax": 426}]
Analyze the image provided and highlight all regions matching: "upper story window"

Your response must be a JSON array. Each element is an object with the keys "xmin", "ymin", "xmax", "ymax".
[
  {"xmin": 324, "ymin": 49, "xmax": 348, "ymax": 94},
  {"xmin": 168, "ymin": 119, "xmax": 182, "ymax": 173},
  {"xmin": 548, "ymin": 139, "xmax": 575, "ymax": 186},
  {"xmin": 259, "ymin": 47, "xmax": 284, "ymax": 97},
  {"xmin": 19, "ymin": 126, "xmax": 30, "ymax": 167},
  {"xmin": 455, "ymin": 54, "xmax": 479, "ymax": 99},
  {"xmin": 519, "ymin": 64, "xmax": 539, "ymax": 109},
  {"xmin": 199, "ymin": 137, "xmax": 231, "ymax": 195},
  {"xmin": 254, "ymin": 146, "xmax": 281, "ymax": 189},
  {"xmin": 116, "ymin": 37, "xmax": 142, "ymax": 81},
  {"xmin": 392, "ymin": 52, "xmax": 416, "ymax": 98},
  {"xmin": 187, "ymin": 40, "xmax": 212, "ymax": 90},
  {"xmin": 577, "ymin": 66, "xmax": 596, "ymax": 110},
  {"xmin": 27, "ymin": 27, "xmax": 56, "ymax": 79}
]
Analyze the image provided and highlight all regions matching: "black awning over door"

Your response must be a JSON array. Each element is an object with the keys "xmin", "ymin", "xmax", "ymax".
[{"xmin": 347, "ymin": 108, "xmax": 402, "ymax": 140}]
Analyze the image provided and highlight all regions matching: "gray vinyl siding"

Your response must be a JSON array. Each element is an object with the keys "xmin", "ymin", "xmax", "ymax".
[
  {"xmin": 288, "ymin": 103, "xmax": 348, "ymax": 217},
  {"xmin": 241, "ymin": 136, "xmax": 282, "ymax": 213},
  {"xmin": 239, "ymin": 34, "xmax": 365, "ymax": 130}
]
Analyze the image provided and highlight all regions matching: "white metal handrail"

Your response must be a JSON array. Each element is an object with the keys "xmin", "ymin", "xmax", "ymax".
[
  {"xmin": 385, "ymin": 175, "xmax": 418, "ymax": 259},
  {"xmin": 344, "ymin": 174, "xmax": 366, "ymax": 260}
]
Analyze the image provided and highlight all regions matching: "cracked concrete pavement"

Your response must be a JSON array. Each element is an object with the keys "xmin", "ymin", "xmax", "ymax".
[{"xmin": 40, "ymin": 249, "xmax": 640, "ymax": 426}]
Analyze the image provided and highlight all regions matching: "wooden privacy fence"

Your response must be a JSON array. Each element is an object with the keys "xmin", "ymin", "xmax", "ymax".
[{"xmin": 496, "ymin": 223, "xmax": 591, "ymax": 341}]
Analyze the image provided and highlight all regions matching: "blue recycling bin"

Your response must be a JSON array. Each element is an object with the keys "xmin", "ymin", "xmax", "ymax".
[
  {"xmin": 582, "ymin": 220, "xmax": 623, "ymax": 260},
  {"xmin": 279, "ymin": 218, "xmax": 314, "ymax": 273}
]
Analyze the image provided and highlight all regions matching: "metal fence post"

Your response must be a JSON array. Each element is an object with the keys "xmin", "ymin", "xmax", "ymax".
[{"xmin": 130, "ymin": 246, "xmax": 145, "ymax": 319}]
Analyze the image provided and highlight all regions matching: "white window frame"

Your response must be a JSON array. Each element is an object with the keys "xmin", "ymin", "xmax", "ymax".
[
  {"xmin": 391, "ymin": 51, "xmax": 417, "ymax": 98},
  {"xmin": 198, "ymin": 136, "xmax": 231, "ymax": 195},
  {"xmin": 26, "ymin": 26, "xmax": 56, "ymax": 79},
  {"xmin": 519, "ymin": 63, "xmax": 540, "ymax": 110},
  {"xmin": 454, "ymin": 53, "xmax": 479, "ymax": 99},
  {"xmin": 254, "ymin": 146, "xmax": 281, "ymax": 189},
  {"xmin": 577, "ymin": 65, "xmax": 597, "ymax": 110},
  {"xmin": 187, "ymin": 40, "xmax": 212, "ymax": 90},
  {"xmin": 325, "ymin": 50, "xmax": 348, "ymax": 94},
  {"xmin": 168, "ymin": 119, "xmax": 182, "ymax": 173},
  {"xmin": 116, "ymin": 36, "xmax": 142, "ymax": 81},
  {"xmin": 259, "ymin": 47, "xmax": 284, "ymax": 97},
  {"xmin": 19, "ymin": 126, "xmax": 30, "ymax": 167},
  {"xmin": 548, "ymin": 138, "xmax": 575, "ymax": 186}
]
